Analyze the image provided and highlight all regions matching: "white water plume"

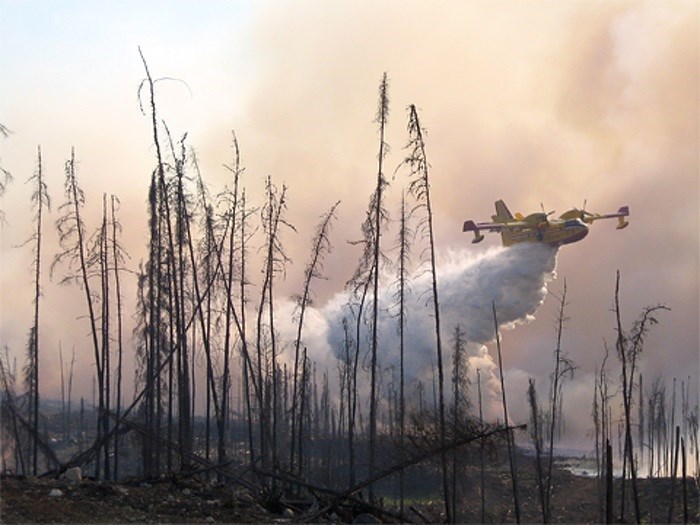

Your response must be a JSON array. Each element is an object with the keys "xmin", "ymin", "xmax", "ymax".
[{"xmin": 285, "ymin": 242, "xmax": 559, "ymax": 417}]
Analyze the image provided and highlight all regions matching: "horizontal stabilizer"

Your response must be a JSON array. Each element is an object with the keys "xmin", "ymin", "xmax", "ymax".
[
  {"xmin": 463, "ymin": 220, "xmax": 485, "ymax": 243},
  {"xmin": 615, "ymin": 205, "xmax": 629, "ymax": 229}
]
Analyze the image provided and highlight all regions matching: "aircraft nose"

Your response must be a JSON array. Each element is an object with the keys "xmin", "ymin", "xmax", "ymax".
[{"xmin": 578, "ymin": 225, "xmax": 589, "ymax": 240}]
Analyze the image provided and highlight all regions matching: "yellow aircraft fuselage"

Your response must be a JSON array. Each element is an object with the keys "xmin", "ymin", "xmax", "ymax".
[{"xmin": 500, "ymin": 218, "xmax": 589, "ymax": 247}]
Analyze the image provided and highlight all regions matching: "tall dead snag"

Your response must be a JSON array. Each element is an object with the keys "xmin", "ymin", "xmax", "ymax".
[
  {"xmin": 346, "ymin": 72, "xmax": 390, "ymax": 493},
  {"xmin": 290, "ymin": 201, "xmax": 340, "ymax": 475},
  {"xmin": 256, "ymin": 176, "xmax": 294, "ymax": 474},
  {"xmin": 93, "ymin": 193, "xmax": 112, "ymax": 480},
  {"xmin": 138, "ymin": 48, "xmax": 194, "ymax": 471},
  {"xmin": 614, "ymin": 270, "xmax": 669, "ymax": 523},
  {"xmin": 238, "ymin": 190, "xmax": 257, "ymax": 464},
  {"xmin": 23, "ymin": 145, "xmax": 49, "ymax": 475},
  {"xmin": 217, "ymin": 137, "xmax": 242, "ymax": 474},
  {"xmin": 369, "ymin": 72, "xmax": 390, "ymax": 501},
  {"xmin": 136, "ymin": 172, "xmax": 161, "ymax": 477},
  {"xmin": 403, "ymin": 103, "xmax": 450, "ymax": 521},
  {"xmin": 493, "ymin": 302, "xmax": 521, "ymax": 524},
  {"xmin": 110, "ymin": 195, "xmax": 127, "ymax": 479},
  {"xmin": 52, "ymin": 147, "xmax": 104, "ymax": 478},
  {"xmin": 138, "ymin": 49, "xmax": 168, "ymax": 476},
  {"xmin": 171, "ymin": 133, "xmax": 192, "ymax": 472},
  {"xmin": 393, "ymin": 191, "xmax": 412, "ymax": 514},
  {"xmin": 545, "ymin": 280, "xmax": 576, "ymax": 522}
]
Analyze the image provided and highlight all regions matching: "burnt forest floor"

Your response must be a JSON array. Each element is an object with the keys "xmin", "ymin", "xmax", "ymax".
[{"xmin": 1, "ymin": 465, "xmax": 698, "ymax": 523}]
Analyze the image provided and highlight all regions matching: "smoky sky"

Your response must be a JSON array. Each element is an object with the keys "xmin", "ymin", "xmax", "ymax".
[{"xmin": 0, "ymin": 1, "xmax": 697, "ymax": 445}]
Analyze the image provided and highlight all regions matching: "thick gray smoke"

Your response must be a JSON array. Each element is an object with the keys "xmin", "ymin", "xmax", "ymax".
[{"xmin": 282, "ymin": 243, "xmax": 559, "ymax": 417}]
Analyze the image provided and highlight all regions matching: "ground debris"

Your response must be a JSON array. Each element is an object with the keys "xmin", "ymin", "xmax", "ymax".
[{"xmin": 1, "ymin": 468, "xmax": 698, "ymax": 523}]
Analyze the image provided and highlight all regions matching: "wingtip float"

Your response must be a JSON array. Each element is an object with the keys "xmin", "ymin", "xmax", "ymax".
[{"xmin": 463, "ymin": 200, "xmax": 629, "ymax": 247}]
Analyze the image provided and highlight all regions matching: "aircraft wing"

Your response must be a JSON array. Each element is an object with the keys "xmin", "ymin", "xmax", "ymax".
[
  {"xmin": 584, "ymin": 205, "xmax": 630, "ymax": 229},
  {"xmin": 463, "ymin": 219, "xmax": 531, "ymax": 243}
]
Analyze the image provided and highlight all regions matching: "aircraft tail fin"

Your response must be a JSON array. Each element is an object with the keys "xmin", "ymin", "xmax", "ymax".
[{"xmin": 492, "ymin": 200, "xmax": 514, "ymax": 222}]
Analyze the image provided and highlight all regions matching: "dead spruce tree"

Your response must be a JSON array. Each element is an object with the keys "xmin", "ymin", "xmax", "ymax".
[
  {"xmin": 190, "ymin": 134, "xmax": 254, "ymax": 474},
  {"xmin": 110, "ymin": 195, "xmax": 127, "ymax": 479},
  {"xmin": 22, "ymin": 145, "xmax": 49, "ymax": 475},
  {"xmin": 369, "ymin": 72, "xmax": 389, "ymax": 500},
  {"xmin": 138, "ymin": 49, "xmax": 199, "ymax": 471},
  {"xmin": 290, "ymin": 200, "xmax": 340, "ymax": 475},
  {"xmin": 170, "ymin": 132, "xmax": 193, "ymax": 471},
  {"xmin": 345, "ymin": 72, "xmax": 390, "ymax": 494},
  {"xmin": 191, "ymin": 162, "xmax": 215, "ymax": 466},
  {"xmin": 402, "ymin": 103, "xmax": 451, "ymax": 521},
  {"xmin": 216, "ymin": 136, "xmax": 243, "ymax": 474},
  {"xmin": 493, "ymin": 302, "xmax": 522, "ymax": 523},
  {"xmin": 87, "ymin": 193, "xmax": 113, "ymax": 479},
  {"xmin": 138, "ymin": 48, "xmax": 171, "ymax": 474},
  {"xmin": 545, "ymin": 280, "xmax": 576, "ymax": 522},
  {"xmin": 393, "ymin": 191, "xmax": 412, "ymax": 514},
  {"xmin": 135, "ymin": 172, "xmax": 162, "ymax": 476},
  {"xmin": 614, "ymin": 271, "xmax": 669, "ymax": 523},
  {"xmin": 237, "ymin": 189, "xmax": 257, "ymax": 464},
  {"xmin": 256, "ymin": 176, "xmax": 294, "ymax": 475},
  {"xmin": 450, "ymin": 325, "xmax": 470, "ymax": 521},
  {"xmin": 52, "ymin": 148, "xmax": 105, "ymax": 478}
]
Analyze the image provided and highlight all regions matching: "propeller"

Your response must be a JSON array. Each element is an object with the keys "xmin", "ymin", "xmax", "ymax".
[
  {"xmin": 578, "ymin": 199, "xmax": 597, "ymax": 222},
  {"xmin": 540, "ymin": 203, "xmax": 555, "ymax": 218}
]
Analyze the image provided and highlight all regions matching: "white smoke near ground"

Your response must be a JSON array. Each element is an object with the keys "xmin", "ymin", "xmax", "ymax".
[{"xmin": 280, "ymin": 242, "xmax": 559, "ymax": 421}]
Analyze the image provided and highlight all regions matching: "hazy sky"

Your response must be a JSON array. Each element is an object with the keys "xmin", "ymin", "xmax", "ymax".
[{"xmin": 1, "ymin": 1, "xmax": 697, "ymax": 443}]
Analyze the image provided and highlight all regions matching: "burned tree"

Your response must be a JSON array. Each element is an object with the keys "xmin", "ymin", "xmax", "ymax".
[
  {"xmin": 344, "ymin": 72, "xmax": 390, "ymax": 494},
  {"xmin": 52, "ymin": 148, "xmax": 104, "ymax": 478},
  {"xmin": 403, "ymin": 103, "xmax": 451, "ymax": 521},
  {"xmin": 290, "ymin": 200, "xmax": 340, "ymax": 474},
  {"xmin": 393, "ymin": 191, "xmax": 412, "ymax": 513},
  {"xmin": 369, "ymin": 72, "xmax": 390, "ymax": 499},
  {"xmin": 544, "ymin": 280, "xmax": 576, "ymax": 522},
  {"xmin": 614, "ymin": 271, "xmax": 669, "ymax": 523},
  {"xmin": 255, "ymin": 176, "xmax": 294, "ymax": 474},
  {"xmin": 23, "ymin": 145, "xmax": 50, "ymax": 475}
]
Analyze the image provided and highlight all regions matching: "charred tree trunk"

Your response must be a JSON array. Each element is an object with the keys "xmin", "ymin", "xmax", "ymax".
[
  {"xmin": 290, "ymin": 201, "xmax": 339, "ymax": 474},
  {"xmin": 110, "ymin": 195, "xmax": 124, "ymax": 480},
  {"xmin": 493, "ymin": 302, "xmax": 521, "ymax": 524},
  {"xmin": 53, "ymin": 148, "xmax": 103, "ymax": 478},
  {"xmin": 369, "ymin": 72, "xmax": 389, "ymax": 501},
  {"xmin": 404, "ymin": 103, "xmax": 450, "ymax": 521},
  {"xmin": 27, "ymin": 145, "xmax": 48, "ymax": 476}
]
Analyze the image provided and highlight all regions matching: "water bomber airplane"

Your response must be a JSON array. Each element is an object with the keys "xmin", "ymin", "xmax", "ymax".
[{"xmin": 463, "ymin": 200, "xmax": 629, "ymax": 247}]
